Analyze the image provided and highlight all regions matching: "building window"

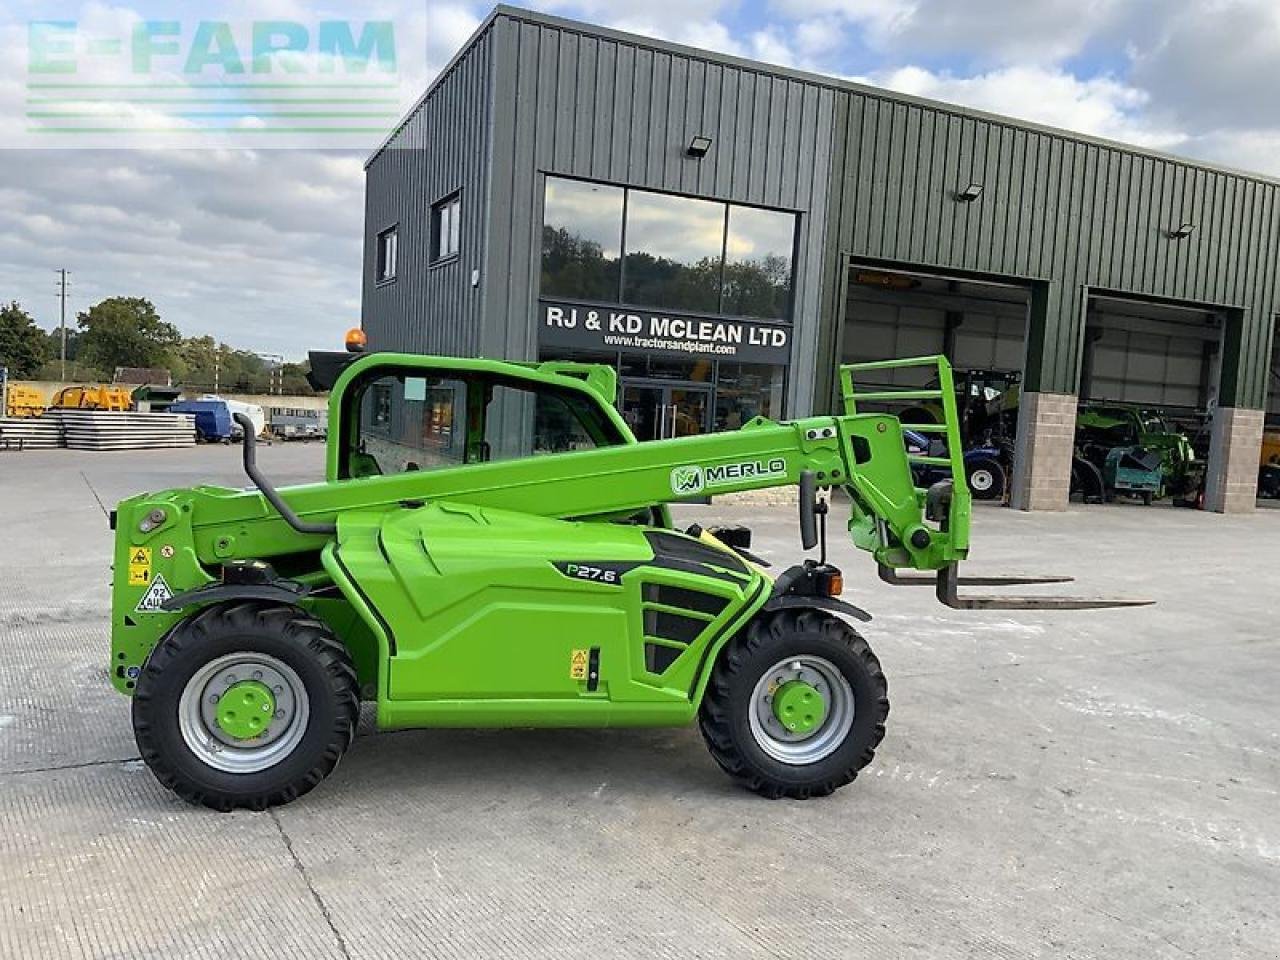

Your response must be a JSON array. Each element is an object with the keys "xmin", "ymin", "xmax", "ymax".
[
  {"xmin": 541, "ymin": 178, "xmax": 624, "ymax": 300},
  {"xmin": 722, "ymin": 206, "xmax": 795, "ymax": 320},
  {"xmin": 622, "ymin": 191, "xmax": 725, "ymax": 314},
  {"xmin": 714, "ymin": 363, "xmax": 786, "ymax": 430},
  {"xmin": 376, "ymin": 226, "xmax": 398, "ymax": 283},
  {"xmin": 432, "ymin": 193, "xmax": 461, "ymax": 262},
  {"xmin": 539, "ymin": 177, "xmax": 798, "ymax": 320}
]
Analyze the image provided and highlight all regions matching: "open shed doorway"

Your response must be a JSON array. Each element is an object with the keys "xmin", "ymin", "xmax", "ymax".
[
  {"xmin": 1260, "ymin": 318, "xmax": 1280, "ymax": 502},
  {"xmin": 1076, "ymin": 292, "xmax": 1224, "ymax": 507},
  {"xmin": 840, "ymin": 264, "xmax": 1030, "ymax": 503}
]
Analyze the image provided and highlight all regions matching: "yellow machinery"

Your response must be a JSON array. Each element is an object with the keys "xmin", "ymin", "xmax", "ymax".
[
  {"xmin": 4, "ymin": 385, "xmax": 47, "ymax": 418},
  {"xmin": 1261, "ymin": 431, "xmax": 1280, "ymax": 468},
  {"xmin": 50, "ymin": 385, "xmax": 132, "ymax": 412}
]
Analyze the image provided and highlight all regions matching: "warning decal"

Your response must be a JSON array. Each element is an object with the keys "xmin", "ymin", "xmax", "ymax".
[
  {"xmin": 135, "ymin": 574, "xmax": 174, "ymax": 613},
  {"xmin": 127, "ymin": 546, "xmax": 152, "ymax": 586},
  {"xmin": 569, "ymin": 648, "xmax": 588, "ymax": 681}
]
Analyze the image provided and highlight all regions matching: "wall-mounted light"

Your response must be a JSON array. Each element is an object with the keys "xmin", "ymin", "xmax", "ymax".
[
  {"xmin": 955, "ymin": 182, "xmax": 984, "ymax": 203},
  {"xmin": 1169, "ymin": 222, "xmax": 1196, "ymax": 239},
  {"xmin": 685, "ymin": 135, "xmax": 713, "ymax": 158}
]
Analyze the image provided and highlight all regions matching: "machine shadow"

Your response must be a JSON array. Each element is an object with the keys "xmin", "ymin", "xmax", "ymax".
[{"xmin": 333, "ymin": 713, "xmax": 737, "ymax": 802}]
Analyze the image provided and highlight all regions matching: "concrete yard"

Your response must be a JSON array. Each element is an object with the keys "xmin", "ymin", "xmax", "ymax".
[{"xmin": 1, "ymin": 443, "xmax": 1277, "ymax": 959}]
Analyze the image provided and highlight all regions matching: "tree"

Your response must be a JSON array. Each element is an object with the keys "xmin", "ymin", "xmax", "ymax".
[
  {"xmin": 0, "ymin": 301, "xmax": 50, "ymax": 378},
  {"xmin": 77, "ymin": 297, "xmax": 180, "ymax": 372},
  {"xmin": 278, "ymin": 361, "xmax": 315, "ymax": 395}
]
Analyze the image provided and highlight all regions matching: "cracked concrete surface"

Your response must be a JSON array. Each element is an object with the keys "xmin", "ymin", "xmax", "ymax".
[{"xmin": 1, "ymin": 444, "xmax": 1277, "ymax": 958}]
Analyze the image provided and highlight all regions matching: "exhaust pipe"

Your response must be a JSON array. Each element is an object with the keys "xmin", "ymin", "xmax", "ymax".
[{"xmin": 233, "ymin": 413, "xmax": 337, "ymax": 537}]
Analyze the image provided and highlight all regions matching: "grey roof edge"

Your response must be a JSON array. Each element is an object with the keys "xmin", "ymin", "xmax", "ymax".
[
  {"xmin": 370, "ymin": 3, "xmax": 1280, "ymax": 191},
  {"xmin": 364, "ymin": 8, "xmax": 503, "ymax": 169}
]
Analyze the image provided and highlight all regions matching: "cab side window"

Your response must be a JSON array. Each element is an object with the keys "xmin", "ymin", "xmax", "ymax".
[
  {"xmin": 357, "ymin": 375, "xmax": 467, "ymax": 475},
  {"xmin": 484, "ymin": 385, "xmax": 604, "ymax": 460}
]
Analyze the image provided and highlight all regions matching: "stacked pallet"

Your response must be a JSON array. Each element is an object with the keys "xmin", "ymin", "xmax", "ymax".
[
  {"xmin": 0, "ymin": 416, "xmax": 63, "ymax": 450},
  {"xmin": 51, "ymin": 410, "xmax": 197, "ymax": 451}
]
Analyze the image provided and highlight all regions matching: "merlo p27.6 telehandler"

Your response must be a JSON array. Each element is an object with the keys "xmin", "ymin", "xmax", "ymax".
[{"xmin": 109, "ymin": 347, "xmax": 1142, "ymax": 810}]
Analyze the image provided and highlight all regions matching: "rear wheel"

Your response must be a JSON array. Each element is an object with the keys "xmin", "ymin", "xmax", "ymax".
[
  {"xmin": 1071, "ymin": 457, "xmax": 1106, "ymax": 504},
  {"xmin": 698, "ymin": 609, "xmax": 888, "ymax": 799},
  {"xmin": 132, "ymin": 602, "xmax": 358, "ymax": 811}
]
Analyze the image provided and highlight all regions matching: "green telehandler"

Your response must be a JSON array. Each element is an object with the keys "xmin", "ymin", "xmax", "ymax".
[{"xmin": 109, "ymin": 348, "xmax": 1143, "ymax": 811}]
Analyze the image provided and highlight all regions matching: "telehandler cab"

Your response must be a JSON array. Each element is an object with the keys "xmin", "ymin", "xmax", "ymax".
[{"xmin": 110, "ymin": 348, "xmax": 1143, "ymax": 810}]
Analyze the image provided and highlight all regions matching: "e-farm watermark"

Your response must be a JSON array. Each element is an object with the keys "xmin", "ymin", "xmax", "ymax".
[{"xmin": 20, "ymin": 9, "xmax": 420, "ymax": 148}]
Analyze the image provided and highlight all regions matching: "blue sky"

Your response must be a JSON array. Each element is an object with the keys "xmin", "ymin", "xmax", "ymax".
[{"xmin": 0, "ymin": 1, "xmax": 1277, "ymax": 357}]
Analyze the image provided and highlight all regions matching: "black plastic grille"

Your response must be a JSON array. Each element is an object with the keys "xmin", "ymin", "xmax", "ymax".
[
  {"xmin": 641, "ymin": 583, "xmax": 730, "ymax": 617},
  {"xmin": 643, "ymin": 609, "xmax": 706, "ymax": 645},
  {"xmin": 645, "ymin": 643, "xmax": 684, "ymax": 674}
]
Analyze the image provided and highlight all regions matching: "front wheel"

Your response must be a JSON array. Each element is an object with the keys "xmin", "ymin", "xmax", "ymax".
[
  {"xmin": 966, "ymin": 458, "xmax": 1007, "ymax": 501},
  {"xmin": 132, "ymin": 602, "xmax": 359, "ymax": 811},
  {"xmin": 698, "ymin": 609, "xmax": 889, "ymax": 799}
]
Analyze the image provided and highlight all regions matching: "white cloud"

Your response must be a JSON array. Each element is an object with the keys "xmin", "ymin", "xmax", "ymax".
[
  {"xmin": 534, "ymin": 0, "xmax": 734, "ymax": 23},
  {"xmin": 771, "ymin": 0, "xmax": 1124, "ymax": 65},
  {"xmin": 793, "ymin": 18, "xmax": 845, "ymax": 60},
  {"xmin": 3, "ymin": 0, "xmax": 1280, "ymax": 366},
  {"xmin": 748, "ymin": 28, "xmax": 798, "ymax": 68},
  {"xmin": 0, "ymin": 149, "xmax": 364, "ymax": 358},
  {"xmin": 1182, "ymin": 129, "xmax": 1280, "ymax": 179},
  {"xmin": 1127, "ymin": 0, "xmax": 1280, "ymax": 132},
  {"xmin": 870, "ymin": 64, "xmax": 1187, "ymax": 152}
]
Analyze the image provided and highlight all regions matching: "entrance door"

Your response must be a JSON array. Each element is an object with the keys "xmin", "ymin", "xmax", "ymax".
[{"xmin": 621, "ymin": 383, "xmax": 711, "ymax": 440}]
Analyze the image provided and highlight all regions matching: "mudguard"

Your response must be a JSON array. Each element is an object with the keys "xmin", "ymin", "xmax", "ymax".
[
  {"xmin": 762, "ymin": 593, "xmax": 872, "ymax": 623},
  {"xmin": 160, "ymin": 580, "xmax": 308, "ymax": 612}
]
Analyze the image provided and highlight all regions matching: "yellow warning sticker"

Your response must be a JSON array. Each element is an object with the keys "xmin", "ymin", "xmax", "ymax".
[
  {"xmin": 569, "ymin": 648, "xmax": 589, "ymax": 681},
  {"xmin": 127, "ymin": 546, "xmax": 152, "ymax": 586}
]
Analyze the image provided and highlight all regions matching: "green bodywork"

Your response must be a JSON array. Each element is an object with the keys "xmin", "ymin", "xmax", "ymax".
[{"xmin": 109, "ymin": 352, "xmax": 971, "ymax": 730}]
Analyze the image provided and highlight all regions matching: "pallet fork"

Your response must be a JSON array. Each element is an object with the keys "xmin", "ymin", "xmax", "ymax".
[{"xmin": 840, "ymin": 358, "xmax": 1152, "ymax": 611}]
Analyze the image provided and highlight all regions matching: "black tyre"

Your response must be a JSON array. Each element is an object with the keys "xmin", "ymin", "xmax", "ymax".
[
  {"xmin": 698, "ymin": 609, "xmax": 889, "ymax": 799},
  {"xmin": 132, "ymin": 601, "xmax": 359, "ymax": 812},
  {"xmin": 966, "ymin": 458, "xmax": 1006, "ymax": 501},
  {"xmin": 1071, "ymin": 457, "xmax": 1106, "ymax": 504}
]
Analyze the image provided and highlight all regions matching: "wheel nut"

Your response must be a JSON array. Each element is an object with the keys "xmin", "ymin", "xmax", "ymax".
[
  {"xmin": 209, "ymin": 694, "xmax": 219, "ymax": 704},
  {"xmin": 274, "ymin": 709, "xmax": 285, "ymax": 719},
  {"xmin": 262, "ymin": 704, "xmax": 271, "ymax": 712}
]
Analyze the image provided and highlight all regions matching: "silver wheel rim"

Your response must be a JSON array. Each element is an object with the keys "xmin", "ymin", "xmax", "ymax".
[
  {"xmin": 178, "ymin": 652, "xmax": 310, "ymax": 774},
  {"xmin": 970, "ymin": 468, "xmax": 995, "ymax": 492},
  {"xmin": 748, "ymin": 655, "xmax": 855, "ymax": 765}
]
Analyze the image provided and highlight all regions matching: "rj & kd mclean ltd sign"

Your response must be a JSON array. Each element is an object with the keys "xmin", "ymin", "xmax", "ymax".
[{"xmin": 538, "ymin": 301, "xmax": 791, "ymax": 365}]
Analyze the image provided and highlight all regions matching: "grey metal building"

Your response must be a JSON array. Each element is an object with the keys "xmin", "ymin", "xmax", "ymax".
[{"xmin": 362, "ymin": 4, "xmax": 1280, "ymax": 512}]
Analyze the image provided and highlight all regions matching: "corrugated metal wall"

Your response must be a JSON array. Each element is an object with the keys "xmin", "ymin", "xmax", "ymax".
[
  {"xmin": 820, "ymin": 93, "xmax": 1280, "ymax": 408},
  {"xmin": 364, "ymin": 8, "xmax": 1280, "ymax": 413},
  {"xmin": 481, "ymin": 12, "xmax": 837, "ymax": 415},
  {"xmin": 361, "ymin": 29, "xmax": 493, "ymax": 356}
]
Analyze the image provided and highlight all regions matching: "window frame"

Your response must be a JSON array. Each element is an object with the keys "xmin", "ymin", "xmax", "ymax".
[
  {"xmin": 336, "ymin": 364, "xmax": 629, "ymax": 480},
  {"xmin": 376, "ymin": 224, "xmax": 398, "ymax": 285},
  {"xmin": 538, "ymin": 174, "xmax": 800, "ymax": 322},
  {"xmin": 431, "ymin": 192, "xmax": 462, "ymax": 265}
]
